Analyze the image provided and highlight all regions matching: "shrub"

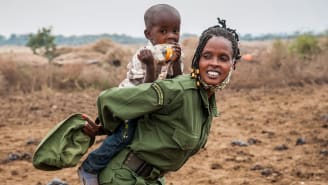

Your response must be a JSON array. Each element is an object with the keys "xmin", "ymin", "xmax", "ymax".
[
  {"xmin": 269, "ymin": 39, "xmax": 288, "ymax": 69},
  {"xmin": 289, "ymin": 34, "xmax": 321, "ymax": 59},
  {"xmin": 0, "ymin": 60, "xmax": 48, "ymax": 93},
  {"xmin": 26, "ymin": 27, "xmax": 57, "ymax": 61}
]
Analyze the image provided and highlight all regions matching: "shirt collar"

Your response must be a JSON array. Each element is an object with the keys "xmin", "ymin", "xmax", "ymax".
[{"xmin": 199, "ymin": 88, "xmax": 218, "ymax": 117}]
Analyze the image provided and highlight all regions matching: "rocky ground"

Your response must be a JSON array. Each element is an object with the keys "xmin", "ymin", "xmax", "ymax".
[{"xmin": 0, "ymin": 84, "xmax": 327, "ymax": 185}]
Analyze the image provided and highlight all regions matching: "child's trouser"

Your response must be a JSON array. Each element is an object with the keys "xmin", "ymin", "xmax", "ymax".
[{"xmin": 81, "ymin": 119, "xmax": 137, "ymax": 174}]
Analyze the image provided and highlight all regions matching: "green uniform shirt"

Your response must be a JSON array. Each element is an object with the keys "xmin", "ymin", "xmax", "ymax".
[{"xmin": 97, "ymin": 74, "xmax": 218, "ymax": 184}]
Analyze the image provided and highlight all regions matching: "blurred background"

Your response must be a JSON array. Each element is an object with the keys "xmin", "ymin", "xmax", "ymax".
[{"xmin": 0, "ymin": 0, "xmax": 327, "ymax": 93}]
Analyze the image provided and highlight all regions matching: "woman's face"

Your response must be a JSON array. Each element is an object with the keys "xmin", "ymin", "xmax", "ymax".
[{"xmin": 198, "ymin": 36, "xmax": 233, "ymax": 86}]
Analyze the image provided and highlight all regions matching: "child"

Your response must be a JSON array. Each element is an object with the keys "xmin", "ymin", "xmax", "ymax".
[
  {"xmin": 78, "ymin": 4, "xmax": 183, "ymax": 185},
  {"xmin": 119, "ymin": 4, "xmax": 183, "ymax": 87}
]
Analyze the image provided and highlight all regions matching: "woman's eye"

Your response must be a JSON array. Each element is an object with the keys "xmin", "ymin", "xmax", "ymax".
[
  {"xmin": 220, "ymin": 55, "xmax": 229, "ymax": 62},
  {"xmin": 202, "ymin": 53, "xmax": 211, "ymax": 59}
]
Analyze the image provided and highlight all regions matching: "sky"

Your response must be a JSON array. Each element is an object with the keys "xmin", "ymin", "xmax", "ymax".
[{"xmin": 1, "ymin": 0, "xmax": 327, "ymax": 38}]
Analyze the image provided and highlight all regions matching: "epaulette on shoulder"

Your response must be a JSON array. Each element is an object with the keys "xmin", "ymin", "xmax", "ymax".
[{"xmin": 151, "ymin": 82, "xmax": 164, "ymax": 105}]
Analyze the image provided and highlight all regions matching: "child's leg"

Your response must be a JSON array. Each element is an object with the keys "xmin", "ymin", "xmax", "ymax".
[
  {"xmin": 78, "ymin": 167, "xmax": 98, "ymax": 185},
  {"xmin": 81, "ymin": 119, "xmax": 138, "ymax": 174}
]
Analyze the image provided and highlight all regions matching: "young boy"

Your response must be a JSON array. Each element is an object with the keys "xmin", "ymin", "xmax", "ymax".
[
  {"xmin": 78, "ymin": 4, "xmax": 183, "ymax": 185},
  {"xmin": 119, "ymin": 4, "xmax": 183, "ymax": 87}
]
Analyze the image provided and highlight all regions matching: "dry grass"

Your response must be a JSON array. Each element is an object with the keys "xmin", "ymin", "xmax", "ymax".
[
  {"xmin": 0, "ymin": 61, "xmax": 128, "ymax": 95},
  {"xmin": 0, "ymin": 37, "xmax": 327, "ymax": 95},
  {"xmin": 0, "ymin": 61, "xmax": 47, "ymax": 93},
  {"xmin": 230, "ymin": 38, "xmax": 328, "ymax": 89}
]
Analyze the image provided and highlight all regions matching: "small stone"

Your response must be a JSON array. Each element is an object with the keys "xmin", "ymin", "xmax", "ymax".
[
  {"xmin": 210, "ymin": 163, "xmax": 222, "ymax": 170},
  {"xmin": 250, "ymin": 164, "xmax": 264, "ymax": 171},
  {"xmin": 26, "ymin": 139, "xmax": 39, "ymax": 145},
  {"xmin": 319, "ymin": 149, "xmax": 328, "ymax": 156},
  {"xmin": 21, "ymin": 153, "xmax": 32, "ymax": 160},
  {"xmin": 261, "ymin": 168, "xmax": 273, "ymax": 176},
  {"xmin": 247, "ymin": 138, "xmax": 261, "ymax": 145},
  {"xmin": 231, "ymin": 140, "xmax": 249, "ymax": 147},
  {"xmin": 8, "ymin": 153, "xmax": 20, "ymax": 161},
  {"xmin": 274, "ymin": 144, "xmax": 288, "ymax": 151},
  {"xmin": 7, "ymin": 152, "xmax": 31, "ymax": 161},
  {"xmin": 296, "ymin": 137, "xmax": 306, "ymax": 145},
  {"xmin": 47, "ymin": 178, "xmax": 67, "ymax": 185}
]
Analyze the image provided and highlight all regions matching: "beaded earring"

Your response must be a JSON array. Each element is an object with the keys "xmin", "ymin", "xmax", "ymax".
[{"xmin": 191, "ymin": 68, "xmax": 201, "ymax": 87}]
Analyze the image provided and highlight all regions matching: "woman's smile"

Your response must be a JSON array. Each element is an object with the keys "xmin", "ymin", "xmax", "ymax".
[{"xmin": 206, "ymin": 70, "xmax": 220, "ymax": 78}]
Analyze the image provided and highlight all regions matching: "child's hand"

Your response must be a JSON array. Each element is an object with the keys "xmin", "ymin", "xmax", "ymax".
[
  {"xmin": 137, "ymin": 48, "xmax": 155, "ymax": 66},
  {"xmin": 82, "ymin": 114, "xmax": 103, "ymax": 138},
  {"xmin": 170, "ymin": 43, "xmax": 181, "ymax": 63},
  {"xmin": 138, "ymin": 48, "xmax": 156, "ymax": 83}
]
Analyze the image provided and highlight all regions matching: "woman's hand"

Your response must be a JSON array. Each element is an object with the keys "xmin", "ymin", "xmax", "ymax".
[{"xmin": 81, "ymin": 114, "xmax": 104, "ymax": 138}]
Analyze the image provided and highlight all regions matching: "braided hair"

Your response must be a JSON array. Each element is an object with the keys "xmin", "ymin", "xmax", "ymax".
[{"xmin": 191, "ymin": 18, "xmax": 241, "ymax": 89}]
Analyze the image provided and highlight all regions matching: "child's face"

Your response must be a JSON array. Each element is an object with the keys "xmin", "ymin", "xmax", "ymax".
[
  {"xmin": 199, "ymin": 36, "xmax": 233, "ymax": 86},
  {"xmin": 145, "ymin": 11, "xmax": 180, "ymax": 45}
]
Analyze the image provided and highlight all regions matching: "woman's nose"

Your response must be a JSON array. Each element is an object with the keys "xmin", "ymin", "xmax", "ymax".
[
  {"xmin": 210, "ymin": 58, "xmax": 232, "ymax": 67},
  {"xmin": 209, "ymin": 58, "xmax": 221, "ymax": 66}
]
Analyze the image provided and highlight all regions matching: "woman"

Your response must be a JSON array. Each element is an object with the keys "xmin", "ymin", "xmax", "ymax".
[{"xmin": 82, "ymin": 18, "xmax": 241, "ymax": 185}]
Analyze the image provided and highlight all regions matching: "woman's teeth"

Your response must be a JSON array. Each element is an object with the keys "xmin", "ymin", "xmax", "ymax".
[{"xmin": 207, "ymin": 71, "xmax": 219, "ymax": 77}]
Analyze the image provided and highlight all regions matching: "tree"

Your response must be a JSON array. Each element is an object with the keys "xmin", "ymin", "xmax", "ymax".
[{"xmin": 26, "ymin": 27, "xmax": 56, "ymax": 61}]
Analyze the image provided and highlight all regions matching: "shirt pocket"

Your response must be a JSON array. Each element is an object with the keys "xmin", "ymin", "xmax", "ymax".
[{"xmin": 172, "ymin": 129, "xmax": 199, "ymax": 150}]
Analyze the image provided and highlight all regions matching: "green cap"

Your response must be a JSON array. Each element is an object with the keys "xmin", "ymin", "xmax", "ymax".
[{"xmin": 32, "ymin": 113, "xmax": 95, "ymax": 171}]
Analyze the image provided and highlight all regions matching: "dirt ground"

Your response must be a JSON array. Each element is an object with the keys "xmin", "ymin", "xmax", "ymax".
[{"xmin": 0, "ymin": 84, "xmax": 327, "ymax": 185}]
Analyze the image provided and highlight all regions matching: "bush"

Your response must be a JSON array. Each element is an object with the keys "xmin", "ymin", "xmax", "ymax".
[
  {"xmin": 0, "ymin": 60, "xmax": 48, "ymax": 93},
  {"xmin": 269, "ymin": 39, "xmax": 288, "ymax": 69},
  {"xmin": 289, "ymin": 34, "xmax": 321, "ymax": 59},
  {"xmin": 26, "ymin": 27, "xmax": 57, "ymax": 61}
]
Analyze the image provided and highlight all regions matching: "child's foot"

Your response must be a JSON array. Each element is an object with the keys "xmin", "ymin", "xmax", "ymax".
[{"xmin": 78, "ymin": 167, "xmax": 99, "ymax": 185}]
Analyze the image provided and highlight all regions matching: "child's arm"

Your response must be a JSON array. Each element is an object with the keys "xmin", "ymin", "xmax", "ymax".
[
  {"xmin": 143, "ymin": 62, "xmax": 156, "ymax": 83},
  {"xmin": 171, "ymin": 43, "xmax": 183, "ymax": 77},
  {"xmin": 171, "ymin": 59, "xmax": 182, "ymax": 77},
  {"xmin": 137, "ymin": 48, "xmax": 157, "ymax": 83}
]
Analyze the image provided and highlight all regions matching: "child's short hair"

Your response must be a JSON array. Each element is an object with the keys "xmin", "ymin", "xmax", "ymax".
[{"xmin": 144, "ymin": 4, "xmax": 180, "ymax": 28}]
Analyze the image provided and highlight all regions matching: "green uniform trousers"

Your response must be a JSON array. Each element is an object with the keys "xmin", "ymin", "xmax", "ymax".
[{"xmin": 98, "ymin": 148, "xmax": 165, "ymax": 185}]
